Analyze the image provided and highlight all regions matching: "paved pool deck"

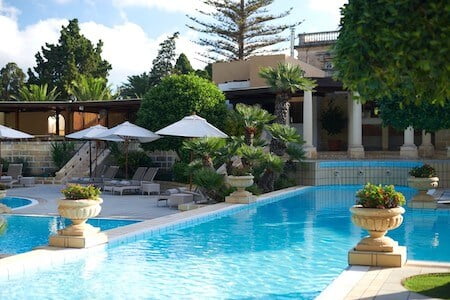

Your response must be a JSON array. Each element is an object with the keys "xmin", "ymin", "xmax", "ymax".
[{"xmin": 7, "ymin": 184, "xmax": 177, "ymax": 220}]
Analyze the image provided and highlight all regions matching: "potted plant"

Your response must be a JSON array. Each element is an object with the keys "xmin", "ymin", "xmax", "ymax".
[
  {"xmin": 225, "ymin": 158, "xmax": 256, "ymax": 204},
  {"xmin": 320, "ymin": 100, "xmax": 347, "ymax": 150},
  {"xmin": 407, "ymin": 164, "xmax": 438, "ymax": 202},
  {"xmin": 0, "ymin": 184, "xmax": 7, "ymax": 199},
  {"xmin": 350, "ymin": 183, "xmax": 406, "ymax": 252},
  {"xmin": 58, "ymin": 184, "xmax": 103, "ymax": 236}
]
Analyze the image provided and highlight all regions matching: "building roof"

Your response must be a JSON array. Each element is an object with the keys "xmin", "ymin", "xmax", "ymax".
[{"xmin": 0, "ymin": 99, "xmax": 142, "ymax": 113}]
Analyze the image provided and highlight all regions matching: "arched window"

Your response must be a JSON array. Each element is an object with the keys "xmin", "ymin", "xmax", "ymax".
[{"xmin": 48, "ymin": 114, "xmax": 65, "ymax": 136}]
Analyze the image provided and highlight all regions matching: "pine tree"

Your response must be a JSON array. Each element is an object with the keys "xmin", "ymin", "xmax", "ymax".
[
  {"xmin": 149, "ymin": 32, "xmax": 179, "ymax": 85},
  {"xmin": 28, "ymin": 19, "xmax": 111, "ymax": 99},
  {"xmin": 187, "ymin": 0, "xmax": 299, "ymax": 60},
  {"xmin": 174, "ymin": 53, "xmax": 194, "ymax": 74}
]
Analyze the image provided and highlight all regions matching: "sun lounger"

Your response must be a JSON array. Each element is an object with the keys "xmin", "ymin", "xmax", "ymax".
[
  {"xmin": 0, "ymin": 164, "xmax": 23, "ymax": 188},
  {"xmin": 111, "ymin": 167, "xmax": 159, "ymax": 195},
  {"xmin": 157, "ymin": 186, "xmax": 206, "ymax": 207},
  {"xmin": 69, "ymin": 166, "xmax": 119, "ymax": 187},
  {"xmin": 103, "ymin": 167, "xmax": 147, "ymax": 193}
]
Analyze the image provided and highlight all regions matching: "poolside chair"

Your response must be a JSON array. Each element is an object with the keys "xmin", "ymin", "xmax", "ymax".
[
  {"xmin": 103, "ymin": 167, "xmax": 147, "ymax": 193},
  {"xmin": 0, "ymin": 164, "xmax": 23, "ymax": 188},
  {"xmin": 158, "ymin": 186, "xmax": 207, "ymax": 207},
  {"xmin": 69, "ymin": 165, "xmax": 119, "ymax": 187},
  {"xmin": 112, "ymin": 167, "xmax": 159, "ymax": 195}
]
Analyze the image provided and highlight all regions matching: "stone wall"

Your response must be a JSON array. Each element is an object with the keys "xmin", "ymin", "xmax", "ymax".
[{"xmin": 148, "ymin": 150, "xmax": 178, "ymax": 170}]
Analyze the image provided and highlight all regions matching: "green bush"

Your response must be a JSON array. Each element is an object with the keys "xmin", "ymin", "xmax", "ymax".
[
  {"xmin": 51, "ymin": 141, "xmax": 75, "ymax": 169},
  {"xmin": 356, "ymin": 183, "xmax": 405, "ymax": 209},
  {"xmin": 192, "ymin": 167, "xmax": 226, "ymax": 203},
  {"xmin": 172, "ymin": 161, "xmax": 190, "ymax": 183},
  {"xmin": 409, "ymin": 164, "xmax": 437, "ymax": 178},
  {"xmin": 109, "ymin": 143, "xmax": 153, "ymax": 178},
  {"xmin": 61, "ymin": 184, "xmax": 101, "ymax": 200},
  {"xmin": 137, "ymin": 74, "xmax": 227, "ymax": 152}
]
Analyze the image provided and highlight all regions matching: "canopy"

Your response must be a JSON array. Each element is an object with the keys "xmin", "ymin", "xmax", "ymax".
[
  {"xmin": 66, "ymin": 125, "xmax": 123, "ymax": 142},
  {"xmin": 0, "ymin": 125, "xmax": 34, "ymax": 139},
  {"xmin": 155, "ymin": 114, "xmax": 228, "ymax": 138},
  {"xmin": 95, "ymin": 121, "xmax": 160, "ymax": 143}
]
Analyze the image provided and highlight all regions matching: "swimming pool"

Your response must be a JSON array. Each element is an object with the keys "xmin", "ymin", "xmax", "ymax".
[
  {"xmin": 0, "ymin": 196, "xmax": 36, "ymax": 209},
  {"xmin": 0, "ymin": 215, "xmax": 139, "ymax": 254},
  {"xmin": 1, "ymin": 185, "xmax": 449, "ymax": 299}
]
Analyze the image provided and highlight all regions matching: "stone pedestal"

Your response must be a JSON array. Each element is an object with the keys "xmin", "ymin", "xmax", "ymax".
[
  {"xmin": 348, "ymin": 146, "xmax": 365, "ymax": 159},
  {"xmin": 49, "ymin": 232, "xmax": 108, "ymax": 248},
  {"xmin": 407, "ymin": 177, "xmax": 438, "ymax": 208},
  {"xmin": 400, "ymin": 127, "xmax": 418, "ymax": 158},
  {"xmin": 225, "ymin": 175, "xmax": 257, "ymax": 204},
  {"xmin": 418, "ymin": 131, "xmax": 434, "ymax": 158},
  {"xmin": 225, "ymin": 190, "xmax": 256, "ymax": 204},
  {"xmin": 348, "ymin": 246, "xmax": 406, "ymax": 267}
]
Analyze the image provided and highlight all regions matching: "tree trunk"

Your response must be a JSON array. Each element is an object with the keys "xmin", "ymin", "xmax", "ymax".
[
  {"xmin": 274, "ymin": 93, "xmax": 290, "ymax": 125},
  {"xmin": 258, "ymin": 169, "xmax": 275, "ymax": 193},
  {"xmin": 270, "ymin": 139, "xmax": 286, "ymax": 156}
]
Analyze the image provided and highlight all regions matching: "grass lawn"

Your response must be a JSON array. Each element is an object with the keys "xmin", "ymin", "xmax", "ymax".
[{"xmin": 403, "ymin": 273, "xmax": 450, "ymax": 299}]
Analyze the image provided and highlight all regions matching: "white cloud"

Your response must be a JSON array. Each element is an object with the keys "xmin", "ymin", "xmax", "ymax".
[
  {"xmin": 0, "ymin": 9, "xmax": 206, "ymax": 88},
  {"xmin": 113, "ymin": 0, "xmax": 208, "ymax": 14},
  {"xmin": 0, "ymin": 0, "xmax": 20, "ymax": 20},
  {"xmin": 308, "ymin": 0, "xmax": 347, "ymax": 28},
  {"xmin": 53, "ymin": 0, "xmax": 73, "ymax": 4}
]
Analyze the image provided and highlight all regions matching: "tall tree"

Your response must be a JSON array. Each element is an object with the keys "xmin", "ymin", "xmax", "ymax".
[
  {"xmin": 0, "ymin": 62, "xmax": 26, "ymax": 101},
  {"xmin": 13, "ymin": 84, "xmax": 60, "ymax": 101},
  {"xmin": 334, "ymin": 0, "xmax": 449, "ymax": 105},
  {"xmin": 174, "ymin": 53, "xmax": 194, "ymax": 74},
  {"xmin": 187, "ymin": 0, "xmax": 299, "ymax": 60},
  {"xmin": 259, "ymin": 63, "xmax": 316, "ymax": 155},
  {"xmin": 149, "ymin": 32, "xmax": 179, "ymax": 86},
  {"xmin": 28, "ymin": 19, "xmax": 111, "ymax": 99},
  {"xmin": 119, "ymin": 73, "xmax": 152, "ymax": 98}
]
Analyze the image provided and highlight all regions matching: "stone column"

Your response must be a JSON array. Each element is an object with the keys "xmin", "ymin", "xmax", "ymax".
[
  {"xmin": 381, "ymin": 126, "xmax": 389, "ymax": 151},
  {"xmin": 303, "ymin": 90, "xmax": 317, "ymax": 159},
  {"xmin": 347, "ymin": 92, "xmax": 365, "ymax": 158},
  {"xmin": 418, "ymin": 130, "xmax": 434, "ymax": 157},
  {"xmin": 400, "ymin": 126, "xmax": 418, "ymax": 158}
]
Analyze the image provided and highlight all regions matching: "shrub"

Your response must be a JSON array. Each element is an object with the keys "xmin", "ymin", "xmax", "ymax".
[
  {"xmin": 409, "ymin": 164, "xmax": 437, "ymax": 178},
  {"xmin": 192, "ymin": 167, "xmax": 226, "ymax": 203},
  {"xmin": 172, "ymin": 161, "xmax": 190, "ymax": 183},
  {"xmin": 0, "ymin": 184, "xmax": 8, "ymax": 190},
  {"xmin": 51, "ymin": 141, "xmax": 75, "ymax": 169},
  {"xmin": 320, "ymin": 101, "xmax": 347, "ymax": 136},
  {"xmin": 61, "ymin": 184, "xmax": 101, "ymax": 200},
  {"xmin": 109, "ymin": 143, "xmax": 153, "ymax": 178},
  {"xmin": 356, "ymin": 183, "xmax": 405, "ymax": 209}
]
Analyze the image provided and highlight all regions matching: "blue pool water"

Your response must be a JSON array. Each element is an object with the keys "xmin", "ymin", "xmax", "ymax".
[
  {"xmin": 318, "ymin": 160, "xmax": 423, "ymax": 168},
  {"xmin": 1, "ymin": 185, "xmax": 449, "ymax": 299},
  {"xmin": 0, "ymin": 196, "xmax": 33, "ymax": 209},
  {"xmin": 0, "ymin": 215, "xmax": 138, "ymax": 254}
]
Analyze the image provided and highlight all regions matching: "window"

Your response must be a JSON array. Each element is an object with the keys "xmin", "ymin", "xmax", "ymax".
[{"xmin": 48, "ymin": 114, "xmax": 65, "ymax": 136}]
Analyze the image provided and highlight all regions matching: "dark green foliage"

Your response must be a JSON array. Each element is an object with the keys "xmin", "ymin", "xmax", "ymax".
[
  {"xmin": 119, "ymin": 73, "xmax": 152, "ymax": 99},
  {"xmin": 174, "ymin": 53, "xmax": 194, "ymax": 75},
  {"xmin": 61, "ymin": 184, "xmax": 101, "ymax": 200},
  {"xmin": 334, "ymin": 0, "xmax": 450, "ymax": 105},
  {"xmin": 13, "ymin": 84, "xmax": 60, "ymax": 101},
  {"xmin": 68, "ymin": 75, "xmax": 113, "ymax": 101},
  {"xmin": 172, "ymin": 161, "xmax": 190, "ymax": 183},
  {"xmin": 137, "ymin": 74, "xmax": 227, "ymax": 151},
  {"xmin": 51, "ymin": 141, "xmax": 75, "ymax": 169},
  {"xmin": 192, "ymin": 167, "xmax": 226, "ymax": 203},
  {"xmin": 28, "ymin": 19, "xmax": 111, "ymax": 99},
  {"xmin": 320, "ymin": 101, "xmax": 347, "ymax": 135},
  {"xmin": 149, "ymin": 32, "xmax": 179, "ymax": 86},
  {"xmin": 0, "ymin": 62, "xmax": 25, "ymax": 101},
  {"xmin": 274, "ymin": 176, "xmax": 296, "ymax": 190},
  {"xmin": 194, "ymin": 63, "xmax": 212, "ymax": 80},
  {"xmin": 409, "ymin": 164, "xmax": 437, "ymax": 178},
  {"xmin": 187, "ymin": 0, "xmax": 300, "ymax": 60},
  {"xmin": 246, "ymin": 184, "xmax": 262, "ymax": 196},
  {"xmin": 378, "ymin": 97, "xmax": 450, "ymax": 132},
  {"xmin": 109, "ymin": 143, "xmax": 153, "ymax": 178}
]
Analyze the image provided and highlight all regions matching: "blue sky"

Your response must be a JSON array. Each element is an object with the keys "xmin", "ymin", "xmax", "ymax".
[{"xmin": 0, "ymin": 0, "xmax": 346, "ymax": 86}]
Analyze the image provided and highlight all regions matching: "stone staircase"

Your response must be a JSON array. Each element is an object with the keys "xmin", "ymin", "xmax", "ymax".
[{"xmin": 54, "ymin": 142, "xmax": 110, "ymax": 184}]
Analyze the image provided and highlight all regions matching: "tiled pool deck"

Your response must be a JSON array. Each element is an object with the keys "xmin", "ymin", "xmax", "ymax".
[{"xmin": 2, "ymin": 184, "xmax": 450, "ymax": 299}]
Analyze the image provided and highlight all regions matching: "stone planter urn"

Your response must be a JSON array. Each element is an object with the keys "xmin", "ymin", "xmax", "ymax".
[
  {"xmin": 225, "ymin": 175, "xmax": 256, "ymax": 204},
  {"xmin": 0, "ymin": 190, "xmax": 6, "ymax": 199},
  {"xmin": 350, "ymin": 205, "xmax": 405, "ymax": 252},
  {"xmin": 407, "ymin": 177, "xmax": 439, "ymax": 202},
  {"xmin": 57, "ymin": 198, "xmax": 103, "ymax": 236}
]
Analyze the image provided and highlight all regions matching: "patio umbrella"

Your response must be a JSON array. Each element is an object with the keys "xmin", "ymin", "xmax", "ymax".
[
  {"xmin": 0, "ymin": 125, "xmax": 34, "ymax": 160},
  {"xmin": 94, "ymin": 121, "xmax": 160, "ymax": 178},
  {"xmin": 155, "ymin": 114, "xmax": 228, "ymax": 188},
  {"xmin": 66, "ymin": 125, "xmax": 123, "ymax": 178}
]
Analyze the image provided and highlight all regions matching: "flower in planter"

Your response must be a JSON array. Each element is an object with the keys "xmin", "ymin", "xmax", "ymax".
[
  {"xmin": 61, "ymin": 184, "xmax": 101, "ymax": 200},
  {"xmin": 356, "ymin": 183, "xmax": 405, "ymax": 209},
  {"xmin": 409, "ymin": 164, "xmax": 437, "ymax": 178}
]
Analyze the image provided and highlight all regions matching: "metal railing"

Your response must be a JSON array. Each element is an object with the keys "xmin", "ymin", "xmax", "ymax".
[{"xmin": 298, "ymin": 31, "xmax": 339, "ymax": 47}]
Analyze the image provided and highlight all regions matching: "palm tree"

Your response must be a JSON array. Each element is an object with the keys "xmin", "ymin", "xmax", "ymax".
[
  {"xmin": 266, "ymin": 123, "xmax": 303, "ymax": 156},
  {"xmin": 259, "ymin": 63, "xmax": 316, "ymax": 125},
  {"xmin": 235, "ymin": 103, "xmax": 274, "ymax": 146},
  {"xmin": 69, "ymin": 75, "xmax": 113, "ymax": 101},
  {"xmin": 13, "ymin": 84, "xmax": 59, "ymax": 101}
]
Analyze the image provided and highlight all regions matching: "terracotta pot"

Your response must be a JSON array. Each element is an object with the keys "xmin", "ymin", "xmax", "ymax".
[
  {"xmin": 407, "ymin": 177, "xmax": 439, "ymax": 202},
  {"xmin": 350, "ymin": 205, "xmax": 405, "ymax": 252},
  {"xmin": 58, "ymin": 198, "xmax": 103, "ymax": 236}
]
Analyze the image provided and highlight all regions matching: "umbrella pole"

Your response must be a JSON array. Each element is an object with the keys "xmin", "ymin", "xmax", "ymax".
[
  {"xmin": 89, "ymin": 140, "xmax": 92, "ymax": 178},
  {"xmin": 189, "ymin": 150, "xmax": 193, "ymax": 191},
  {"xmin": 125, "ymin": 140, "xmax": 129, "ymax": 179}
]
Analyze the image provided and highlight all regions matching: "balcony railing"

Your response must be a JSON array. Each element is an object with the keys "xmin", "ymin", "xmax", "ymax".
[{"xmin": 298, "ymin": 31, "xmax": 339, "ymax": 47}]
